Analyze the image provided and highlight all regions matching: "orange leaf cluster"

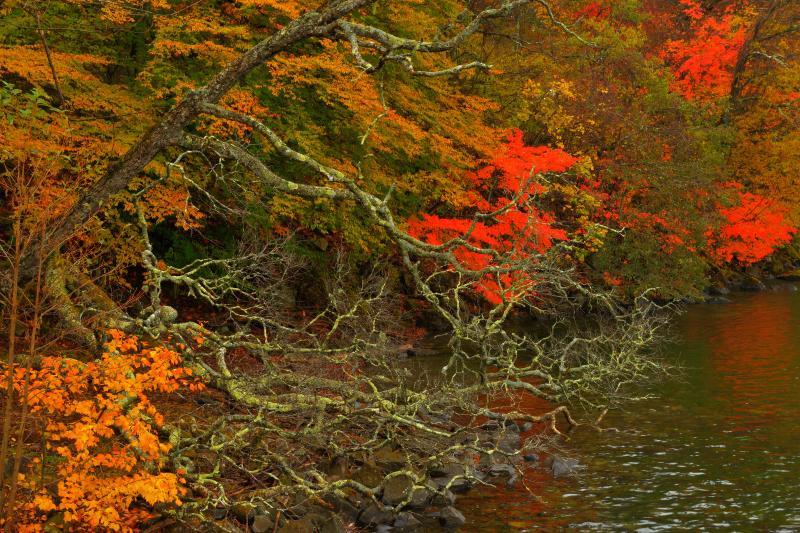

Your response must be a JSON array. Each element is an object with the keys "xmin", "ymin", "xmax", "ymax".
[
  {"xmin": 1, "ymin": 331, "xmax": 203, "ymax": 532},
  {"xmin": 124, "ymin": 181, "xmax": 206, "ymax": 231},
  {"xmin": 200, "ymin": 89, "xmax": 272, "ymax": 138},
  {"xmin": 59, "ymin": 0, "xmax": 170, "ymax": 25},
  {"xmin": 235, "ymin": 0, "xmax": 305, "ymax": 18}
]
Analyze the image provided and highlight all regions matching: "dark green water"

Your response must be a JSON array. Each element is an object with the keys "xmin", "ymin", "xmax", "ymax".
[{"xmin": 459, "ymin": 287, "xmax": 800, "ymax": 531}]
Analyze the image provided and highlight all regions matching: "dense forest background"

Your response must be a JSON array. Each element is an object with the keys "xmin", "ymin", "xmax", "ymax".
[{"xmin": 0, "ymin": 0, "xmax": 798, "ymax": 531}]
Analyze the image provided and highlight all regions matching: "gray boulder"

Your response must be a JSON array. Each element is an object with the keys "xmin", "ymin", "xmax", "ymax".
[
  {"xmin": 358, "ymin": 503, "xmax": 395, "ymax": 527},
  {"xmin": 439, "ymin": 506, "xmax": 467, "ymax": 528},
  {"xmin": 394, "ymin": 511, "xmax": 423, "ymax": 529},
  {"xmin": 549, "ymin": 456, "xmax": 583, "ymax": 478},
  {"xmin": 251, "ymin": 515, "xmax": 275, "ymax": 533},
  {"xmin": 382, "ymin": 474, "xmax": 415, "ymax": 506}
]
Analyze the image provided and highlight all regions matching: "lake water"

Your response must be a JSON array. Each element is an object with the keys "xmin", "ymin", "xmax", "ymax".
[{"xmin": 458, "ymin": 286, "xmax": 800, "ymax": 531}]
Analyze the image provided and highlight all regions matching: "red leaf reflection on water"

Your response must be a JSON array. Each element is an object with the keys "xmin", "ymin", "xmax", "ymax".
[{"xmin": 682, "ymin": 293, "xmax": 796, "ymax": 433}]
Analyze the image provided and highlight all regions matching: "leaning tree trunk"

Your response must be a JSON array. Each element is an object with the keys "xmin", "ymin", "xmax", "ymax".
[{"xmin": 21, "ymin": 0, "xmax": 375, "ymax": 278}]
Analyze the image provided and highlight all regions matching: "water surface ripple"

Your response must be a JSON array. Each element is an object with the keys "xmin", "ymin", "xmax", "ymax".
[{"xmin": 459, "ymin": 287, "xmax": 800, "ymax": 531}]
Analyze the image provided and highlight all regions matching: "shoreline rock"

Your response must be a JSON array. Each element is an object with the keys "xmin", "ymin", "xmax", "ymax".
[{"xmin": 218, "ymin": 419, "xmax": 579, "ymax": 531}]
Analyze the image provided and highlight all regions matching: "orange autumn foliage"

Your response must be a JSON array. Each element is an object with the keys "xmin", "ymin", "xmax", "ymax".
[{"xmin": 1, "ymin": 331, "xmax": 203, "ymax": 532}]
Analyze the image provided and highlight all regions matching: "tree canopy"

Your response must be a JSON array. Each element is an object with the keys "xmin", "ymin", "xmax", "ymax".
[{"xmin": 0, "ymin": 0, "xmax": 798, "ymax": 530}]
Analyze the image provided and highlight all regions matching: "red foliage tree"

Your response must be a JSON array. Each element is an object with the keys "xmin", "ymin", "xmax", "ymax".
[
  {"xmin": 708, "ymin": 184, "xmax": 796, "ymax": 265},
  {"xmin": 408, "ymin": 130, "xmax": 576, "ymax": 303},
  {"xmin": 575, "ymin": 1, "xmax": 611, "ymax": 20},
  {"xmin": 660, "ymin": 0, "xmax": 746, "ymax": 100}
]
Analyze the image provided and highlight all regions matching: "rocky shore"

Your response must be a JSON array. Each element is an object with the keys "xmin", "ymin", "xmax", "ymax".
[
  {"xmin": 210, "ymin": 421, "xmax": 582, "ymax": 532},
  {"xmin": 700, "ymin": 266, "xmax": 800, "ymax": 305}
]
